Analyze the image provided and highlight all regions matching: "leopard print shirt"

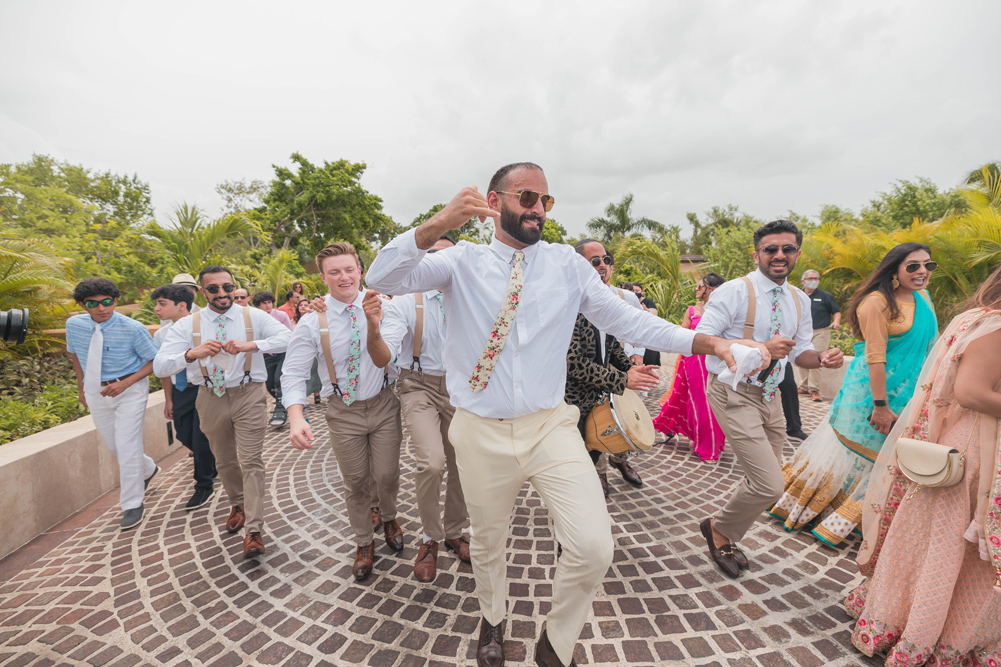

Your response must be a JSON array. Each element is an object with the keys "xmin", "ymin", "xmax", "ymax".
[{"xmin": 564, "ymin": 313, "xmax": 633, "ymax": 417}]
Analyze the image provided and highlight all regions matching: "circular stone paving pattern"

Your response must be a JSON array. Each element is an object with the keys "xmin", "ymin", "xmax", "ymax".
[{"xmin": 0, "ymin": 376, "xmax": 881, "ymax": 666}]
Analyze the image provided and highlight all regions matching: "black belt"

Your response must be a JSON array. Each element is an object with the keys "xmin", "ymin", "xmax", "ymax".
[{"xmin": 100, "ymin": 375, "xmax": 131, "ymax": 387}]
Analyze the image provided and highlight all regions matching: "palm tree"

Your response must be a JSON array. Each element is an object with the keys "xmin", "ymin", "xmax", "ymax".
[
  {"xmin": 0, "ymin": 234, "xmax": 74, "ymax": 355},
  {"xmin": 586, "ymin": 194, "xmax": 661, "ymax": 244},
  {"xmin": 146, "ymin": 203, "xmax": 252, "ymax": 274},
  {"xmin": 614, "ymin": 235, "xmax": 693, "ymax": 322}
]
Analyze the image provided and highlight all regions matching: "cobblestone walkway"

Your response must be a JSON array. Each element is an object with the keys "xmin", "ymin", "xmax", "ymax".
[{"xmin": 0, "ymin": 375, "xmax": 882, "ymax": 667}]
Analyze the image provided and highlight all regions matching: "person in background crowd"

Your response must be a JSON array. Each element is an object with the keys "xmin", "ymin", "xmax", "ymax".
[
  {"xmin": 798, "ymin": 269, "xmax": 841, "ymax": 402},
  {"xmin": 285, "ymin": 242, "xmax": 405, "ymax": 581},
  {"xmin": 697, "ymin": 219, "xmax": 843, "ymax": 579},
  {"xmin": 152, "ymin": 284, "xmax": 217, "ymax": 509},
  {"xmin": 654, "ymin": 272, "xmax": 727, "ymax": 462},
  {"xmin": 278, "ymin": 290, "xmax": 300, "ymax": 321},
  {"xmin": 232, "ymin": 288, "xmax": 250, "ymax": 307},
  {"xmin": 771, "ymin": 243, "xmax": 937, "ymax": 546},
  {"xmin": 846, "ymin": 262, "xmax": 1001, "ymax": 667},
  {"xmin": 294, "ymin": 299, "xmax": 323, "ymax": 405},
  {"xmin": 253, "ymin": 290, "xmax": 293, "ymax": 426},
  {"xmin": 154, "ymin": 265, "xmax": 292, "ymax": 558},
  {"xmin": 171, "ymin": 273, "xmax": 201, "ymax": 312},
  {"xmin": 291, "ymin": 281, "xmax": 306, "ymax": 298},
  {"xmin": 67, "ymin": 278, "xmax": 160, "ymax": 529},
  {"xmin": 778, "ymin": 350, "xmax": 811, "ymax": 442},
  {"xmin": 628, "ymin": 282, "xmax": 659, "ymax": 316}
]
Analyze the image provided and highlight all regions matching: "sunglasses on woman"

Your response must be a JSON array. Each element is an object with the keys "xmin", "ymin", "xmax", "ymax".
[
  {"xmin": 904, "ymin": 261, "xmax": 937, "ymax": 273},
  {"xmin": 83, "ymin": 298, "xmax": 115, "ymax": 308},
  {"xmin": 589, "ymin": 255, "xmax": 613, "ymax": 267},
  {"xmin": 496, "ymin": 190, "xmax": 555, "ymax": 212},
  {"xmin": 205, "ymin": 283, "xmax": 236, "ymax": 294}
]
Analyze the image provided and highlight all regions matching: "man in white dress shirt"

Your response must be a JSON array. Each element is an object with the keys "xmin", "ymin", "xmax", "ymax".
[
  {"xmin": 695, "ymin": 220, "xmax": 844, "ymax": 579},
  {"xmin": 154, "ymin": 265, "xmax": 292, "ymax": 558},
  {"xmin": 366, "ymin": 162, "xmax": 768, "ymax": 667},
  {"xmin": 381, "ymin": 234, "xmax": 471, "ymax": 583},
  {"xmin": 284, "ymin": 242, "xmax": 405, "ymax": 581}
]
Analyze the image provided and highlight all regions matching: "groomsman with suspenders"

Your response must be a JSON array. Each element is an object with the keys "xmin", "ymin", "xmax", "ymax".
[
  {"xmin": 381, "ymin": 234, "xmax": 472, "ymax": 582},
  {"xmin": 284, "ymin": 242, "xmax": 405, "ymax": 581},
  {"xmin": 154, "ymin": 265, "xmax": 292, "ymax": 558}
]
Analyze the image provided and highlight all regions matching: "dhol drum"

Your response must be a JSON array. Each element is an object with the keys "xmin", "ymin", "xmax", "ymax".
[{"xmin": 584, "ymin": 389, "xmax": 655, "ymax": 455}]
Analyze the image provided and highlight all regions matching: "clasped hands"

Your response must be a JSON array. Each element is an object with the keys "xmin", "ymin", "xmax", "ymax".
[{"xmin": 186, "ymin": 338, "xmax": 257, "ymax": 361}]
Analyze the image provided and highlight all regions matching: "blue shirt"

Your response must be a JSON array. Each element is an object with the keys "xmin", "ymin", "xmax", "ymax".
[{"xmin": 66, "ymin": 312, "xmax": 158, "ymax": 381}]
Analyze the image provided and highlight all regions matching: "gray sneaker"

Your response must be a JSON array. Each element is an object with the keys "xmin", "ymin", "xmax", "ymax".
[
  {"xmin": 120, "ymin": 505, "xmax": 144, "ymax": 530},
  {"xmin": 270, "ymin": 405, "xmax": 287, "ymax": 427}
]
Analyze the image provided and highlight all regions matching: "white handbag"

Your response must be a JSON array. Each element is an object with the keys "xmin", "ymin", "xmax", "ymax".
[{"xmin": 895, "ymin": 415, "xmax": 977, "ymax": 488}]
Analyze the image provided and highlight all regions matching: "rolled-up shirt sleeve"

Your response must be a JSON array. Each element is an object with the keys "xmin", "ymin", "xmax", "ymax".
[
  {"xmin": 281, "ymin": 319, "xmax": 320, "ymax": 409},
  {"xmin": 694, "ymin": 282, "xmax": 737, "ymax": 338},
  {"xmin": 366, "ymin": 228, "xmax": 452, "ymax": 295},
  {"xmin": 789, "ymin": 289, "xmax": 816, "ymax": 361},
  {"xmin": 578, "ymin": 260, "xmax": 695, "ymax": 356},
  {"xmin": 380, "ymin": 297, "xmax": 409, "ymax": 363},
  {"xmin": 153, "ymin": 316, "xmax": 195, "ymax": 378}
]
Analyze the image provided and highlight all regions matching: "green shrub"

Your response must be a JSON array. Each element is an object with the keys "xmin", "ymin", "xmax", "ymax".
[
  {"xmin": 0, "ymin": 384, "xmax": 88, "ymax": 445},
  {"xmin": 830, "ymin": 328, "xmax": 861, "ymax": 357}
]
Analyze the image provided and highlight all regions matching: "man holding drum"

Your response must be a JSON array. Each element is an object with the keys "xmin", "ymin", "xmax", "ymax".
[{"xmin": 366, "ymin": 162, "xmax": 769, "ymax": 667}]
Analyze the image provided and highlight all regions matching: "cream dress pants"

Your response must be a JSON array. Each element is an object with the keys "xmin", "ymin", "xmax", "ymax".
[{"xmin": 87, "ymin": 380, "xmax": 155, "ymax": 511}]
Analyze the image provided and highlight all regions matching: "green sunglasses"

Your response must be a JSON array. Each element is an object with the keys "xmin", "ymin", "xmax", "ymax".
[{"xmin": 83, "ymin": 298, "xmax": 115, "ymax": 308}]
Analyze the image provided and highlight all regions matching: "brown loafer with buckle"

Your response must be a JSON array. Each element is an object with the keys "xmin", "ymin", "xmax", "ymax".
[
  {"xmin": 732, "ymin": 545, "xmax": 750, "ymax": 570},
  {"xmin": 383, "ymin": 519, "xmax": 404, "ymax": 552},
  {"xmin": 225, "ymin": 505, "xmax": 245, "ymax": 534},
  {"xmin": 535, "ymin": 623, "xmax": 576, "ymax": 666},
  {"xmin": 476, "ymin": 617, "xmax": 504, "ymax": 667},
  {"xmin": 443, "ymin": 536, "xmax": 471, "ymax": 563},
  {"xmin": 414, "ymin": 540, "xmax": 438, "ymax": 582},
  {"xmin": 700, "ymin": 518, "xmax": 740, "ymax": 579},
  {"xmin": 243, "ymin": 532, "xmax": 265, "ymax": 558},
  {"xmin": 371, "ymin": 506, "xmax": 381, "ymax": 532},
  {"xmin": 353, "ymin": 542, "xmax": 375, "ymax": 580}
]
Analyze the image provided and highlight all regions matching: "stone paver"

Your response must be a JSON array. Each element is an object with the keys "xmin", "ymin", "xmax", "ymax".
[{"xmin": 0, "ymin": 374, "xmax": 881, "ymax": 666}]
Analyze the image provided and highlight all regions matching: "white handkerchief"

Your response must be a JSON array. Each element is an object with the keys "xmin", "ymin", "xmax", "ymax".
[
  {"xmin": 717, "ymin": 343, "xmax": 764, "ymax": 390},
  {"xmin": 200, "ymin": 351, "xmax": 236, "ymax": 373}
]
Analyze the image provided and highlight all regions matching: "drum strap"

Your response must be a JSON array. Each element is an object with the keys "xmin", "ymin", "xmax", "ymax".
[{"xmin": 740, "ymin": 276, "xmax": 801, "ymax": 339}]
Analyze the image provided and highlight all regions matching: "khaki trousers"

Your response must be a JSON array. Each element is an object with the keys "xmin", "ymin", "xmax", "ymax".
[
  {"xmin": 706, "ymin": 375, "xmax": 787, "ymax": 543},
  {"xmin": 449, "ymin": 402, "xmax": 613, "ymax": 667},
  {"xmin": 799, "ymin": 328, "xmax": 832, "ymax": 393},
  {"xmin": 397, "ymin": 370, "xmax": 468, "ymax": 542},
  {"xmin": 196, "ymin": 382, "xmax": 269, "ymax": 534},
  {"xmin": 325, "ymin": 386, "xmax": 402, "ymax": 546}
]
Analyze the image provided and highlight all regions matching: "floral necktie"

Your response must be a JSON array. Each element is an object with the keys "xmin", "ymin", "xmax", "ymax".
[
  {"xmin": 434, "ymin": 292, "xmax": 446, "ymax": 330},
  {"xmin": 210, "ymin": 315, "xmax": 227, "ymax": 397},
  {"xmin": 343, "ymin": 304, "xmax": 361, "ymax": 405},
  {"xmin": 470, "ymin": 250, "xmax": 524, "ymax": 392},
  {"xmin": 763, "ymin": 287, "xmax": 783, "ymax": 402}
]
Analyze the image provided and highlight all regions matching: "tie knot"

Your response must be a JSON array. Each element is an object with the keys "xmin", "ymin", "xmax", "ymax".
[
  {"xmin": 513, "ymin": 250, "xmax": 525, "ymax": 263},
  {"xmin": 346, "ymin": 304, "xmax": 355, "ymax": 310}
]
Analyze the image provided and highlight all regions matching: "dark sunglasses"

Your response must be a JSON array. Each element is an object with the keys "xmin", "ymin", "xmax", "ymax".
[
  {"xmin": 758, "ymin": 244, "xmax": 800, "ymax": 256},
  {"xmin": 233, "ymin": 294, "xmax": 249, "ymax": 300},
  {"xmin": 904, "ymin": 261, "xmax": 937, "ymax": 273},
  {"xmin": 205, "ymin": 283, "xmax": 236, "ymax": 294},
  {"xmin": 496, "ymin": 190, "xmax": 555, "ymax": 212},
  {"xmin": 589, "ymin": 255, "xmax": 613, "ymax": 267},
  {"xmin": 83, "ymin": 298, "xmax": 115, "ymax": 308}
]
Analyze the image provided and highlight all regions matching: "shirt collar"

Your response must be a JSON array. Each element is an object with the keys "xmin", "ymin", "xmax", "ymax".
[
  {"xmin": 210, "ymin": 305, "xmax": 239, "ymax": 323},
  {"xmin": 327, "ymin": 289, "xmax": 365, "ymax": 315},
  {"xmin": 753, "ymin": 268, "xmax": 788, "ymax": 293},
  {"xmin": 423, "ymin": 289, "xmax": 441, "ymax": 300},
  {"xmin": 488, "ymin": 235, "xmax": 540, "ymax": 264},
  {"xmin": 93, "ymin": 311, "xmax": 121, "ymax": 331}
]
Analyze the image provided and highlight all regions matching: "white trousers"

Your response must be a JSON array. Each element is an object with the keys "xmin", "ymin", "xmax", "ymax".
[
  {"xmin": 87, "ymin": 380, "xmax": 155, "ymax": 511},
  {"xmin": 449, "ymin": 402, "xmax": 613, "ymax": 667}
]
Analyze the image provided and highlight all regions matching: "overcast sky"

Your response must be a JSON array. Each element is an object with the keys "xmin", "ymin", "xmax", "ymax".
[{"xmin": 2, "ymin": 1, "xmax": 998, "ymax": 238}]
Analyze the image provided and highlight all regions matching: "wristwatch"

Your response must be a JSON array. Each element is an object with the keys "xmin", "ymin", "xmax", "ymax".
[{"xmin": 873, "ymin": 399, "xmax": 887, "ymax": 407}]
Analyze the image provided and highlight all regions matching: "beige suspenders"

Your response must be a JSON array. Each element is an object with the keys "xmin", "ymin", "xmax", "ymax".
[
  {"xmin": 410, "ymin": 292, "xmax": 425, "ymax": 372},
  {"xmin": 190, "ymin": 307, "xmax": 255, "ymax": 387},
  {"xmin": 740, "ymin": 275, "xmax": 802, "ymax": 339},
  {"xmin": 316, "ymin": 310, "xmax": 342, "ymax": 397}
]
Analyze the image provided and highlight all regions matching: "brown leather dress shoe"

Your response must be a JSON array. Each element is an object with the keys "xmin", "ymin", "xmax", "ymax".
[
  {"xmin": 371, "ymin": 506, "xmax": 381, "ymax": 532},
  {"xmin": 443, "ymin": 536, "xmax": 471, "ymax": 563},
  {"xmin": 700, "ymin": 518, "xmax": 740, "ymax": 579},
  {"xmin": 732, "ymin": 545, "xmax": 750, "ymax": 570},
  {"xmin": 383, "ymin": 519, "xmax": 404, "ymax": 552},
  {"xmin": 226, "ymin": 505, "xmax": 245, "ymax": 534},
  {"xmin": 609, "ymin": 458, "xmax": 643, "ymax": 487},
  {"xmin": 535, "ymin": 624, "xmax": 576, "ymax": 666},
  {"xmin": 598, "ymin": 472, "xmax": 609, "ymax": 498},
  {"xmin": 810, "ymin": 390, "xmax": 823, "ymax": 402},
  {"xmin": 414, "ymin": 541, "xmax": 438, "ymax": 582},
  {"xmin": 353, "ymin": 542, "xmax": 375, "ymax": 580},
  {"xmin": 476, "ymin": 617, "xmax": 504, "ymax": 667},
  {"xmin": 243, "ymin": 532, "xmax": 265, "ymax": 558}
]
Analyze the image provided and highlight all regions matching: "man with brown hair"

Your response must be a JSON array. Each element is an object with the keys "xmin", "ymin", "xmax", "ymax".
[{"xmin": 283, "ymin": 242, "xmax": 405, "ymax": 581}]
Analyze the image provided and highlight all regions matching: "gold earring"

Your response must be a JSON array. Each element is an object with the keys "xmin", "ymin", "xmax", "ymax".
[{"xmin": 892, "ymin": 276, "xmax": 900, "ymax": 289}]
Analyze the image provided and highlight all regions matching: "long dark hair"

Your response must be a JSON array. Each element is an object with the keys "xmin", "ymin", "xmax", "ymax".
[
  {"xmin": 846, "ymin": 242, "xmax": 931, "ymax": 338},
  {"xmin": 701, "ymin": 272, "xmax": 725, "ymax": 289},
  {"xmin": 960, "ymin": 262, "xmax": 1001, "ymax": 312}
]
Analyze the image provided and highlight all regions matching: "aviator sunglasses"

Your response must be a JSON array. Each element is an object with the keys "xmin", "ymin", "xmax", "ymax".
[
  {"xmin": 205, "ymin": 283, "xmax": 236, "ymax": 295},
  {"xmin": 758, "ymin": 244, "xmax": 800, "ymax": 256},
  {"xmin": 589, "ymin": 255, "xmax": 613, "ymax": 267},
  {"xmin": 495, "ymin": 190, "xmax": 555, "ymax": 212},
  {"xmin": 905, "ymin": 261, "xmax": 937, "ymax": 273},
  {"xmin": 83, "ymin": 298, "xmax": 115, "ymax": 308}
]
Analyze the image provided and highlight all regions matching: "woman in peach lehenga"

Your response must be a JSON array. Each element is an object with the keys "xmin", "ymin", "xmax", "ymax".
[{"xmin": 845, "ymin": 266, "xmax": 1001, "ymax": 667}]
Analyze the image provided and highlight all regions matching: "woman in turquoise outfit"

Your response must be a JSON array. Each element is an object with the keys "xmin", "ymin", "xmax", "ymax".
[{"xmin": 770, "ymin": 243, "xmax": 939, "ymax": 545}]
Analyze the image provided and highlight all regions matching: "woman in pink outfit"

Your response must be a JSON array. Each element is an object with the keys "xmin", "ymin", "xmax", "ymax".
[
  {"xmin": 846, "ymin": 265, "xmax": 1001, "ymax": 667},
  {"xmin": 654, "ymin": 273, "xmax": 727, "ymax": 462}
]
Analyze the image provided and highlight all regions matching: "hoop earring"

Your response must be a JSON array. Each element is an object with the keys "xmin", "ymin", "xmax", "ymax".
[{"xmin": 891, "ymin": 275, "xmax": 900, "ymax": 289}]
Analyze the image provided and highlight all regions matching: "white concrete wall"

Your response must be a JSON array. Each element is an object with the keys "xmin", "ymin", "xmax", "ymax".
[{"xmin": 0, "ymin": 390, "xmax": 174, "ymax": 560}]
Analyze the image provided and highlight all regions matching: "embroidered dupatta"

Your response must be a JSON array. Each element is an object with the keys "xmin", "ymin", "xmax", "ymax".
[{"xmin": 856, "ymin": 308, "xmax": 1001, "ymax": 593}]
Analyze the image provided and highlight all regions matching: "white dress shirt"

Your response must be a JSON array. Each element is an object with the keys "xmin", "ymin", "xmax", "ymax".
[
  {"xmin": 366, "ymin": 228, "xmax": 696, "ymax": 419},
  {"xmin": 153, "ymin": 304, "xmax": 292, "ymax": 387},
  {"xmin": 606, "ymin": 284, "xmax": 646, "ymax": 359},
  {"xmin": 696, "ymin": 268, "xmax": 814, "ymax": 379},
  {"xmin": 280, "ymin": 291, "xmax": 388, "ymax": 408},
  {"xmin": 381, "ymin": 290, "xmax": 446, "ymax": 376}
]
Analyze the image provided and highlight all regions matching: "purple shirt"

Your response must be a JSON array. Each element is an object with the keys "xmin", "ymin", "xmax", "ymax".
[{"xmin": 268, "ymin": 308, "xmax": 294, "ymax": 331}]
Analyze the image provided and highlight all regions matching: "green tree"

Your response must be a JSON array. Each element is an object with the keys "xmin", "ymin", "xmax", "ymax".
[
  {"xmin": 704, "ymin": 219, "xmax": 759, "ymax": 280},
  {"xmin": 263, "ymin": 153, "xmax": 398, "ymax": 255},
  {"xmin": 586, "ymin": 193, "xmax": 660, "ymax": 244},
  {"xmin": 860, "ymin": 177, "xmax": 966, "ymax": 231},
  {"xmin": 146, "ymin": 203, "xmax": 252, "ymax": 275}
]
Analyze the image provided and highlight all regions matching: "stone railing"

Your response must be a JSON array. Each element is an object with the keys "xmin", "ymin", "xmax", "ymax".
[{"xmin": 0, "ymin": 390, "xmax": 173, "ymax": 560}]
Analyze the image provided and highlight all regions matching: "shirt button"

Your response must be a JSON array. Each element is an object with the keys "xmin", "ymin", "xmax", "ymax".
[{"xmin": 515, "ymin": 383, "xmax": 520, "ymax": 388}]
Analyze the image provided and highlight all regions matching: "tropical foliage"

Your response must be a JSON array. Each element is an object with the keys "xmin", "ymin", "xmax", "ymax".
[{"xmin": 0, "ymin": 235, "xmax": 75, "ymax": 357}]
